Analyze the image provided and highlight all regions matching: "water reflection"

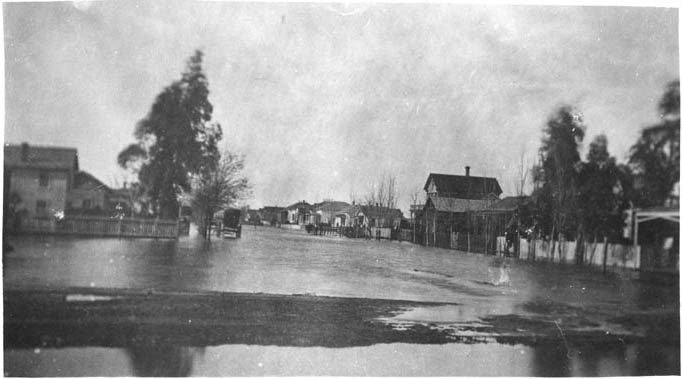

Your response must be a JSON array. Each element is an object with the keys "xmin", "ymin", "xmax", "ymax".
[
  {"xmin": 4, "ymin": 341, "xmax": 679, "ymax": 377},
  {"xmin": 127, "ymin": 239, "xmax": 213, "ymax": 291},
  {"xmin": 531, "ymin": 342, "xmax": 571, "ymax": 376},
  {"xmin": 530, "ymin": 342, "xmax": 629, "ymax": 377},
  {"xmin": 126, "ymin": 344, "xmax": 204, "ymax": 377},
  {"xmin": 633, "ymin": 343, "xmax": 680, "ymax": 376}
]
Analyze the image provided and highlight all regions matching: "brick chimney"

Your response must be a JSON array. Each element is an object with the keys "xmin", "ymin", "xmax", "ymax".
[{"xmin": 465, "ymin": 166, "xmax": 470, "ymax": 177}]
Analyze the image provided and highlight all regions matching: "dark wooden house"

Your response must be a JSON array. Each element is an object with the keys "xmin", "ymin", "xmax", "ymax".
[{"xmin": 422, "ymin": 167, "xmax": 502, "ymax": 248}]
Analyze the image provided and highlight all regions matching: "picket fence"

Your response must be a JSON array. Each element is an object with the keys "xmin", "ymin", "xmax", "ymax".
[
  {"xmin": 496, "ymin": 236, "xmax": 640, "ymax": 270},
  {"xmin": 20, "ymin": 216, "xmax": 180, "ymax": 239}
]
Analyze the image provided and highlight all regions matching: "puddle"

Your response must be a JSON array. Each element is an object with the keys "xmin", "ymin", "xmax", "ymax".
[{"xmin": 64, "ymin": 294, "xmax": 119, "ymax": 302}]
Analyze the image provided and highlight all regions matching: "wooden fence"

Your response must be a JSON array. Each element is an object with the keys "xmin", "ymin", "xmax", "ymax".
[
  {"xmin": 495, "ymin": 236, "xmax": 642, "ymax": 270},
  {"xmin": 17, "ymin": 216, "xmax": 181, "ymax": 239}
]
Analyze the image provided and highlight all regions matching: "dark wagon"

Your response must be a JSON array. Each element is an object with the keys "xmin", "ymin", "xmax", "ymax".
[{"xmin": 221, "ymin": 208, "xmax": 242, "ymax": 238}]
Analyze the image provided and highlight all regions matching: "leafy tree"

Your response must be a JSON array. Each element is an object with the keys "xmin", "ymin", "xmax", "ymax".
[
  {"xmin": 118, "ymin": 51, "xmax": 222, "ymax": 218},
  {"xmin": 533, "ymin": 105, "xmax": 585, "ymax": 256},
  {"xmin": 575, "ymin": 135, "xmax": 624, "ymax": 263},
  {"xmin": 629, "ymin": 80, "xmax": 680, "ymax": 207},
  {"xmin": 184, "ymin": 152, "xmax": 250, "ymax": 239}
]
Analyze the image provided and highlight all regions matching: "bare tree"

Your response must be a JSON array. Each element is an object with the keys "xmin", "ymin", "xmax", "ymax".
[
  {"xmin": 183, "ymin": 152, "xmax": 250, "ymax": 239},
  {"xmin": 515, "ymin": 146, "xmax": 530, "ymax": 196},
  {"xmin": 364, "ymin": 173, "xmax": 399, "ymax": 208},
  {"xmin": 409, "ymin": 189, "xmax": 422, "ymax": 243},
  {"xmin": 348, "ymin": 187, "xmax": 360, "ymax": 205}
]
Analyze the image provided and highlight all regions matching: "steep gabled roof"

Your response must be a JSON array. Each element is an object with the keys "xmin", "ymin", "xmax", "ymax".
[
  {"xmin": 4, "ymin": 143, "xmax": 78, "ymax": 171},
  {"xmin": 73, "ymin": 171, "xmax": 111, "ymax": 192},
  {"xmin": 425, "ymin": 196, "xmax": 494, "ymax": 213},
  {"xmin": 423, "ymin": 173, "xmax": 502, "ymax": 200}
]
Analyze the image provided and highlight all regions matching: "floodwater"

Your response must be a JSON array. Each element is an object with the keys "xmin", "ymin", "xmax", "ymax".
[
  {"xmin": 4, "ymin": 227, "xmax": 680, "ymax": 376},
  {"xmin": 6, "ymin": 341, "xmax": 678, "ymax": 376}
]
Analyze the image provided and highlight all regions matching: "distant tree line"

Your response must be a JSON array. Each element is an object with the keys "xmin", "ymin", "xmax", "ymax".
[{"xmin": 525, "ymin": 79, "xmax": 679, "ymax": 262}]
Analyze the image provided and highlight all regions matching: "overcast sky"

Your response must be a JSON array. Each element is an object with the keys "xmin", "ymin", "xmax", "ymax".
[{"xmin": 4, "ymin": 2, "xmax": 679, "ymax": 212}]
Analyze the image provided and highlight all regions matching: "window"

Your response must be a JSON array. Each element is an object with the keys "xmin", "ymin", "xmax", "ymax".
[
  {"xmin": 36, "ymin": 200, "xmax": 47, "ymax": 215},
  {"xmin": 83, "ymin": 199, "xmax": 92, "ymax": 209},
  {"xmin": 39, "ymin": 172, "xmax": 49, "ymax": 187}
]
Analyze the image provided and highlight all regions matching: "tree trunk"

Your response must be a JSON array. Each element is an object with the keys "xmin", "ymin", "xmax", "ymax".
[
  {"xmin": 514, "ymin": 222, "xmax": 521, "ymax": 258},
  {"xmin": 207, "ymin": 215, "xmax": 212, "ymax": 241},
  {"xmin": 589, "ymin": 236, "xmax": 598, "ymax": 264},
  {"xmin": 549, "ymin": 224, "xmax": 556, "ymax": 262},
  {"xmin": 602, "ymin": 236, "xmax": 609, "ymax": 274},
  {"xmin": 575, "ymin": 226, "xmax": 584, "ymax": 265}
]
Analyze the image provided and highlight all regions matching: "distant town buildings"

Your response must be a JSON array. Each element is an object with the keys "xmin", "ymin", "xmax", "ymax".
[
  {"xmin": 334, "ymin": 203, "xmax": 403, "ymax": 229},
  {"xmin": 286, "ymin": 201, "xmax": 315, "ymax": 225},
  {"xmin": 314, "ymin": 200, "xmax": 350, "ymax": 225}
]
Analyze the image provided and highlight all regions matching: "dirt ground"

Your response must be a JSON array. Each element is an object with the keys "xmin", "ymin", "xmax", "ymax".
[{"xmin": 5, "ymin": 286, "xmax": 678, "ymax": 350}]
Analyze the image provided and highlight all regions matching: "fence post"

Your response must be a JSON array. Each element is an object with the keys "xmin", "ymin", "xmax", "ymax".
[
  {"xmin": 176, "ymin": 207, "xmax": 182, "ymax": 239},
  {"xmin": 602, "ymin": 236, "xmax": 609, "ymax": 274}
]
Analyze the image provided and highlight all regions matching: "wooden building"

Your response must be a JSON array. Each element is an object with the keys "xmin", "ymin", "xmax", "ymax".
[
  {"xmin": 260, "ymin": 206, "xmax": 287, "ymax": 226},
  {"xmin": 335, "ymin": 204, "xmax": 403, "ymax": 228},
  {"xmin": 67, "ymin": 171, "xmax": 112, "ymax": 215},
  {"xmin": 4, "ymin": 143, "xmax": 78, "ymax": 219},
  {"xmin": 313, "ymin": 200, "xmax": 350, "ymax": 225},
  {"xmin": 286, "ymin": 201, "xmax": 315, "ymax": 225},
  {"xmin": 421, "ymin": 167, "xmax": 502, "ymax": 248}
]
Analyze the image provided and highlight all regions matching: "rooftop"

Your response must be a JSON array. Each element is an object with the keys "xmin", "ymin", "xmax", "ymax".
[
  {"xmin": 424, "ymin": 172, "xmax": 502, "ymax": 200},
  {"xmin": 4, "ymin": 143, "xmax": 78, "ymax": 171}
]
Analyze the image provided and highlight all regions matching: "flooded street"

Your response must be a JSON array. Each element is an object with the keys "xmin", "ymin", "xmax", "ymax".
[{"xmin": 4, "ymin": 227, "xmax": 679, "ymax": 376}]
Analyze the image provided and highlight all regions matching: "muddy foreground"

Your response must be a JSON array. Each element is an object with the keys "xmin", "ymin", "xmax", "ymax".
[{"xmin": 5, "ymin": 286, "xmax": 678, "ymax": 350}]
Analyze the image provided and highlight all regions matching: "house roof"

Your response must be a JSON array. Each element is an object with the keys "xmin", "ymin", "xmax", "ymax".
[
  {"xmin": 485, "ymin": 196, "xmax": 530, "ymax": 212},
  {"xmin": 4, "ymin": 143, "xmax": 78, "ymax": 171},
  {"xmin": 109, "ymin": 189, "xmax": 132, "ymax": 203},
  {"xmin": 261, "ymin": 206, "xmax": 286, "ymax": 212},
  {"xmin": 286, "ymin": 201, "xmax": 313, "ymax": 211},
  {"xmin": 314, "ymin": 201, "xmax": 350, "ymax": 213},
  {"xmin": 423, "ymin": 173, "xmax": 502, "ymax": 199},
  {"xmin": 358, "ymin": 205, "xmax": 403, "ymax": 219},
  {"xmin": 635, "ymin": 206, "xmax": 680, "ymax": 224},
  {"xmin": 335, "ymin": 204, "xmax": 403, "ymax": 219},
  {"xmin": 425, "ymin": 196, "xmax": 494, "ymax": 213},
  {"xmin": 336, "ymin": 204, "xmax": 362, "ymax": 217},
  {"xmin": 73, "ymin": 171, "xmax": 111, "ymax": 192}
]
